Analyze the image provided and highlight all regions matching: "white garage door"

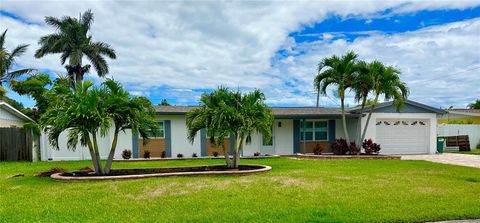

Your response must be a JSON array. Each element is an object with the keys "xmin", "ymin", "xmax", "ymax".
[{"xmin": 375, "ymin": 119, "xmax": 429, "ymax": 154}]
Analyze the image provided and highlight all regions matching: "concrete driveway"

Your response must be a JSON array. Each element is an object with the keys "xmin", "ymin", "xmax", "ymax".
[{"xmin": 401, "ymin": 153, "xmax": 480, "ymax": 168}]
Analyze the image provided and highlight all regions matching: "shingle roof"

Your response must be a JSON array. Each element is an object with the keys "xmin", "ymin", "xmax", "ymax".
[
  {"xmin": 447, "ymin": 109, "xmax": 480, "ymax": 113},
  {"xmin": 155, "ymin": 105, "xmax": 357, "ymax": 117}
]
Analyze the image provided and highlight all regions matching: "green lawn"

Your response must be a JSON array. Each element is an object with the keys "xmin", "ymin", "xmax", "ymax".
[
  {"xmin": 1, "ymin": 158, "xmax": 479, "ymax": 222},
  {"xmin": 448, "ymin": 149, "xmax": 480, "ymax": 155}
]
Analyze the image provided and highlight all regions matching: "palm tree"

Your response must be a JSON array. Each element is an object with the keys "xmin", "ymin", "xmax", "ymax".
[
  {"xmin": 186, "ymin": 87, "xmax": 238, "ymax": 168},
  {"xmin": 360, "ymin": 63, "xmax": 409, "ymax": 141},
  {"xmin": 102, "ymin": 79, "xmax": 159, "ymax": 174},
  {"xmin": 315, "ymin": 51, "xmax": 359, "ymax": 144},
  {"xmin": 35, "ymin": 10, "xmax": 116, "ymax": 85},
  {"xmin": 41, "ymin": 80, "xmax": 158, "ymax": 175},
  {"xmin": 186, "ymin": 87, "xmax": 273, "ymax": 169},
  {"xmin": 233, "ymin": 89, "xmax": 273, "ymax": 167},
  {"xmin": 351, "ymin": 60, "xmax": 374, "ymax": 145},
  {"xmin": 0, "ymin": 29, "xmax": 35, "ymax": 97}
]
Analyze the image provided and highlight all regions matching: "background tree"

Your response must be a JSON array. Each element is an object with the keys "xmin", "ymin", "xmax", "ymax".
[
  {"xmin": 159, "ymin": 99, "xmax": 170, "ymax": 106},
  {"xmin": 186, "ymin": 87, "xmax": 273, "ymax": 169},
  {"xmin": 10, "ymin": 74, "xmax": 52, "ymax": 120},
  {"xmin": 315, "ymin": 51, "xmax": 359, "ymax": 144},
  {"xmin": 0, "ymin": 29, "xmax": 35, "ymax": 98},
  {"xmin": 35, "ymin": 10, "xmax": 116, "ymax": 85},
  {"xmin": 468, "ymin": 99, "xmax": 480, "ymax": 109},
  {"xmin": 360, "ymin": 63, "xmax": 409, "ymax": 141}
]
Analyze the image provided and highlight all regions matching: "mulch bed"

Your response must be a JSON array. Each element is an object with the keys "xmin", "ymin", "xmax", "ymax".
[
  {"xmin": 282, "ymin": 153, "xmax": 401, "ymax": 160},
  {"xmin": 50, "ymin": 164, "xmax": 272, "ymax": 181}
]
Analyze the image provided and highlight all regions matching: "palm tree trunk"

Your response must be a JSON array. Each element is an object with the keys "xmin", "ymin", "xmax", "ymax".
[
  {"xmin": 234, "ymin": 134, "xmax": 244, "ymax": 169},
  {"xmin": 316, "ymin": 88, "xmax": 320, "ymax": 107},
  {"xmin": 356, "ymin": 97, "xmax": 367, "ymax": 145},
  {"xmin": 341, "ymin": 96, "xmax": 350, "ymax": 144},
  {"xmin": 361, "ymin": 93, "xmax": 380, "ymax": 141},
  {"xmin": 91, "ymin": 133, "xmax": 104, "ymax": 175},
  {"xmin": 86, "ymin": 134, "xmax": 101, "ymax": 174},
  {"xmin": 222, "ymin": 143, "xmax": 232, "ymax": 168},
  {"xmin": 104, "ymin": 128, "xmax": 119, "ymax": 174}
]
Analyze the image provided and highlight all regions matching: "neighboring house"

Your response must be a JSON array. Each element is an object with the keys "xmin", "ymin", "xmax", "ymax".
[
  {"xmin": 0, "ymin": 100, "xmax": 34, "ymax": 127},
  {"xmin": 132, "ymin": 100, "xmax": 445, "ymax": 158},
  {"xmin": 438, "ymin": 109, "xmax": 480, "ymax": 149}
]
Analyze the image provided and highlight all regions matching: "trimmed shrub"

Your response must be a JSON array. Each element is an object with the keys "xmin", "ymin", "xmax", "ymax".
[
  {"xmin": 212, "ymin": 151, "xmax": 219, "ymax": 157},
  {"xmin": 332, "ymin": 138, "xmax": 349, "ymax": 155},
  {"xmin": 313, "ymin": 144, "xmax": 324, "ymax": 155},
  {"xmin": 161, "ymin": 151, "xmax": 166, "ymax": 158},
  {"xmin": 254, "ymin": 152, "xmax": 261, "ymax": 156},
  {"xmin": 121, "ymin": 149, "xmax": 132, "ymax": 159},
  {"xmin": 177, "ymin": 153, "xmax": 184, "ymax": 158},
  {"xmin": 143, "ymin": 150, "xmax": 151, "ymax": 159},
  {"xmin": 192, "ymin": 152, "xmax": 198, "ymax": 158},
  {"xmin": 362, "ymin": 139, "xmax": 381, "ymax": 155}
]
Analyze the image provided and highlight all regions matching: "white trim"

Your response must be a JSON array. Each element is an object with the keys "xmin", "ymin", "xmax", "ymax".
[{"xmin": 0, "ymin": 101, "xmax": 34, "ymax": 122}]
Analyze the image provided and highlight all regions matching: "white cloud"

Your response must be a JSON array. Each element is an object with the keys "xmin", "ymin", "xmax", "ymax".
[{"xmin": 1, "ymin": 0, "xmax": 479, "ymax": 108}]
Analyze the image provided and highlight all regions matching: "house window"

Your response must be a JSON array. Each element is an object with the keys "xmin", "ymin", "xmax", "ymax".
[
  {"xmin": 146, "ymin": 121, "xmax": 164, "ymax": 138},
  {"xmin": 301, "ymin": 120, "xmax": 328, "ymax": 141}
]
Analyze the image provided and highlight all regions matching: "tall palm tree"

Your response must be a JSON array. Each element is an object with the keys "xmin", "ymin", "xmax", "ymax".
[
  {"xmin": 35, "ymin": 10, "xmax": 116, "ymax": 85},
  {"xmin": 315, "ymin": 51, "xmax": 359, "ymax": 144},
  {"xmin": 360, "ymin": 63, "xmax": 409, "ymax": 141},
  {"xmin": 351, "ymin": 60, "xmax": 374, "ymax": 145},
  {"xmin": 0, "ymin": 29, "xmax": 34, "ymax": 97}
]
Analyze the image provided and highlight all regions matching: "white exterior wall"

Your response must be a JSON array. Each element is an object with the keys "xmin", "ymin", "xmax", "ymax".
[
  {"xmin": 40, "ymin": 127, "xmax": 132, "ymax": 161},
  {"xmin": 242, "ymin": 119, "xmax": 294, "ymax": 156},
  {"xmin": 335, "ymin": 118, "xmax": 359, "ymax": 142},
  {"xmin": 437, "ymin": 124, "xmax": 480, "ymax": 149},
  {"xmin": 361, "ymin": 113, "xmax": 437, "ymax": 154},
  {"xmin": 0, "ymin": 107, "xmax": 25, "ymax": 127},
  {"xmin": 159, "ymin": 115, "xmax": 201, "ymax": 157}
]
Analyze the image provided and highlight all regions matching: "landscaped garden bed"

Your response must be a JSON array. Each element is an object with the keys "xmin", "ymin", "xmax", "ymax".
[
  {"xmin": 50, "ymin": 164, "xmax": 271, "ymax": 181},
  {"xmin": 115, "ymin": 155, "xmax": 280, "ymax": 162},
  {"xmin": 283, "ymin": 153, "xmax": 400, "ymax": 160}
]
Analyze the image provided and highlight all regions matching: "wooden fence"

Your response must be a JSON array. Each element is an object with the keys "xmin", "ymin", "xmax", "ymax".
[{"xmin": 0, "ymin": 127, "xmax": 33, "ymax": 161}]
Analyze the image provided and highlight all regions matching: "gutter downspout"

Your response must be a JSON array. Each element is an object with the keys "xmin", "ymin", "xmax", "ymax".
[{"xmin": 302, "ymin": 118, "xmax": 306, "ymax": 154}]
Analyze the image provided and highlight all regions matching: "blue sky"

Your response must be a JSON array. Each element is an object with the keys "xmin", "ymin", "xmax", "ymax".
[{"xmin": 1, "ymin": 1, "xmax": 479, "ymax": 109}]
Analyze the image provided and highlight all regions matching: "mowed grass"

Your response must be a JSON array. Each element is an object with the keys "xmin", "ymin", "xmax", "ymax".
[
  {"xmin": 1, "ymin": 158, "xmax": 480, "ymax": 222},
  {"xmin": 448, "ymin": 149, "xmax": 480, "ymax": 155}
]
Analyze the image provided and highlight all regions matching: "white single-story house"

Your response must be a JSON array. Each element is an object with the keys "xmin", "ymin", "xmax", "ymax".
[
  {"xmin": 39, "ymin": 100, "xmax": 446, "ymax": 161},
  {"xmin": 0, "ymin": 100, "xmax": 34, "ymax": 127},
  {"xmin": 133, "ymin": 100, "xmax": 446, "ymax": 158}
]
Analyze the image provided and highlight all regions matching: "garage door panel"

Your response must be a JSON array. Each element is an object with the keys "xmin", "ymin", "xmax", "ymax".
[{"xmin": 376, "ymin": 119, "xmax": 429, "ymax": 154}]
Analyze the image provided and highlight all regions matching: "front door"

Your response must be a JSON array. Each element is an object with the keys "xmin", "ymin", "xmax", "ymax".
[{"xmin": 261, "ymin": 126, "xmax": 275, "ymax": 155}]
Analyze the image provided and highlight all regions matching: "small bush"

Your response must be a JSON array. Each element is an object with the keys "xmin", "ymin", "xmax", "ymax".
[
  {"xmin": 161, "ymin": 151, "xmax": 166, "ymax": 158},
  {"xmin": 212, "ymin": 151, "xmax": 219, "ymax": 157},
  {"xmin": 143, "ymin": 150, "xmax": 151, "ymax": 159},
  {"xmin": 331, "ymin": 138, "xmax": 358, "ymax": 155},
  {"xmin": 362, "ymin": 139, "xmax": 381, "ymax": 155},
  {"xmin": 177, "ymin": 153, "xmax": 184, "ymax": 158},
  {"xmin": 313, "ymin": 144, "xmax": 324, "ymax": 155},
  {"xmin": 332, "ymin": 138, "xmax": 349, "ymax": 155},
  {"xmin": 192, "ymin": 152, "xmax": 198, "ymax": 158},
  {"xmin": 350, "ymin": 142, "xmax": 360, "ymax": 155},
  {"xmin": 254, "ymin": 152, "xmax": 261, "ymax": 156},
  {"xmin": 476, "ymin": 142, "xmax": 480, "ymax": 149},
  {"xmin": 121, "ymin": 149, "xmax": 132, "ymax": 159}
]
